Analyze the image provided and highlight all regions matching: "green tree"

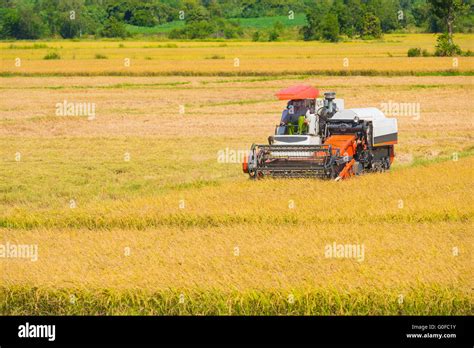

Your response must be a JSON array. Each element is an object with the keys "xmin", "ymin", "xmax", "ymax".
[
  {"xmin": 268, "ymin": 20, "xmax": 283, "ymax": 41},
  {"xmin": 411, "ymin": 1, "xmax": 432, "ymax": 28},
  {"xmin": 268, "ymin": 29, "xmax": 279, "ymax": 41},
  {"xmin": 346, "ymin": 0, "xmax": 365, "ymax": 36},
  {"xmin": 186, "ymin": 6, "xmax": 210, "ymax": 24},
  {"xmin": 206, "ymin": 0, "xmax": 223, "ymax": 17},
  {"xmin": 101, "ymin": 16, "xmax": 127, "ymax": 38},
  {"xmin": 81, "ymin": 5, "xmax": 107, "ymax": 36},
  {"xmin": 59, "ymin": 13, "xmax": 82, "ymax": 38},
  {"xmin": 361, "ymin": 12, "xmax": 383, "ymax": 38},
  {"xmin": 366, "ymin": 0, "xmax": 400, "ymax": 32},
  {"xmin": 434, "ymin": 32, "xmax": 461, "ymax": 55},
  {"xmin": 222, "ymin": 19, "xmax": 243, "ymax": 39},
  {"xmin": 0, "ymin": 6, "xmax": 44, "ymax": 39},
  {"xmin": 428, "ymin": 0, "xmax": 468, "ymax": 42},
  {"xmin": 130, "ymin": 9, "xmax": 157, "ymax": 27},
  {"xmin": 154, "ymin": 2, "xmax": 176, "ymax": 24},
  {"xmin": 301, "ymin": 1, "xmax": 328, "ymax": 40},
  {"xmin": 332, "ymin": 0, "xmax": 352, "ymax": 36},
  {"xmin": 321, "ymin": 14, "xmax": 340, "ymax": 42},
  {"xmin": 252, "ymin": 30, "xmax": 261, "ymax": 41},
  {"xmin": 38, "ymin": 0, "xmax": 61, "ymax": 37}
]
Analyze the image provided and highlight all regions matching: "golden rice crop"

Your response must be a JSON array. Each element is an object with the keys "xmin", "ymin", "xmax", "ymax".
[
  {"xmin": 0, "ymin": 54, "xmax": 472, "ymax": 314},
  {"xmin": 1, "ymin": 34, "xmax": 473, "ymax": 75}
]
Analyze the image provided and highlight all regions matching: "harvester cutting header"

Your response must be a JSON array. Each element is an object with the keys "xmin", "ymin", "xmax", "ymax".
[{"xmin": 242, "ymin": 85, "xmax": 398, "ymax": 180}]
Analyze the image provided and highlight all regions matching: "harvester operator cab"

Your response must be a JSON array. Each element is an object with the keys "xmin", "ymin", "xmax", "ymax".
[
  {"xmin": 269, "ymin": 86, "xmax": 343, "ymax": 146},
  {"xmin": 278, "ymin": 99, "xmax": 314, "ymax": 135}
]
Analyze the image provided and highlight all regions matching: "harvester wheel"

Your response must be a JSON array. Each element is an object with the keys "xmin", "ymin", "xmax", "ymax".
[
  {"xmin": 249, "ymin": 170, "xmax": 258, "ymax": 180},
  {"xmin": 372, "ymin": 161, "xmax": 385, "ymax": 173},
  {"xmin": 383, "ymin": 157, "xmax": 391, "ymax": 170},
  {"xmin": 329, "ymin": 166, "xmax": 338, "ymax": 179}
]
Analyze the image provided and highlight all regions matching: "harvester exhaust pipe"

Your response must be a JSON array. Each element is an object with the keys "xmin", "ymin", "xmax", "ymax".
[{"xmin": 324, "ymin": 92, "xmax": 336, "ymax": 114}]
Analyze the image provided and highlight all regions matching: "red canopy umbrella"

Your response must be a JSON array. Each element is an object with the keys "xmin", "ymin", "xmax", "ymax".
[{"xmin": 276, "ymin": 85, "xmax": 319, "ymax": 100}]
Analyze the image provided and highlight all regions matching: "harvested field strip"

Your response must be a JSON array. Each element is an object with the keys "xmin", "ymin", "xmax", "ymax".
[{"xmin": 2, "ymin": 69, "xmax": 473, "ymax": 77}]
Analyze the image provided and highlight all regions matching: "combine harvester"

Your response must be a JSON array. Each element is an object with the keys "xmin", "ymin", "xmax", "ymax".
[{"xmin": 243, "ymin": 85, "xmax": 398, "ymax": 180}]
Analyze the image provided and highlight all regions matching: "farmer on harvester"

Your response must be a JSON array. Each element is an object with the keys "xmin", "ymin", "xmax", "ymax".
[{"xmin": 280, "ymin": 99, "xmax": 309, "ymax": 135}]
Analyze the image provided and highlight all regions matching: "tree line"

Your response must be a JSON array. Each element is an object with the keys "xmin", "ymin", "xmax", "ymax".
[
  {"xmin": 0, "ymin": 0, "xmax": 472, "ymax": 41},
  {"xmin": 301, "ymin": 0, "xmax": 472, "ymax": 42}
]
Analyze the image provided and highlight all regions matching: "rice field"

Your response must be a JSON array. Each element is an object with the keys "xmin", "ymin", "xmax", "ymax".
[
  {"xmin": 0, "ymin": 36, "xmax": 473, "ymax": 315},
  {"xmin": 1, "ymin": 34, "xmax": 473, "ymax": 76}
]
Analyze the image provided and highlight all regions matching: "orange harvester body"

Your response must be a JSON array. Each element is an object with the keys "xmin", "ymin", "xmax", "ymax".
[{"xmin": 324, "ymin": 135, "xmax": 357, "ymax": 180}]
